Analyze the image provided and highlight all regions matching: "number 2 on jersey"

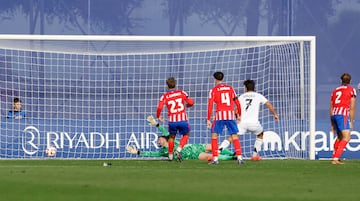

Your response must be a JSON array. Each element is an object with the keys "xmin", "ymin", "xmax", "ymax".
[{"xmin": 335, "ymin": 91, "xmax": 342, "ymax": 104}]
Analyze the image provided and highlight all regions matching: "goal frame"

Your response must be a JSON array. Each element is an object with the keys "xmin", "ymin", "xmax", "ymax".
[{"xmin": 0, "ymin": 34, "xmax": 316, "ymax": 160}]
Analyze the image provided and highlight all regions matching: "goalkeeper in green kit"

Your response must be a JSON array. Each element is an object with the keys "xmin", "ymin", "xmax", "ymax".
[{"xmin": 126, "ymin": 116, "xmax": 236, "ymax": 161}]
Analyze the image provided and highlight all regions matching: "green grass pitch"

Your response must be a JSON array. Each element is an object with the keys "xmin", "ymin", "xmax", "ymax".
[{"xmin": 0, "ymin": 159, "xmax": 359, "ymax": 201}]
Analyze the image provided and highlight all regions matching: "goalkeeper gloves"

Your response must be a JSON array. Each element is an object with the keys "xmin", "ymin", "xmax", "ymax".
[
  {"xmin": 146, "ymin": 115, "xmax": 159, "ymax": 127},
  {"xmin": 126, "ymin": 145, "xmax": 140, "ymax": 155}
]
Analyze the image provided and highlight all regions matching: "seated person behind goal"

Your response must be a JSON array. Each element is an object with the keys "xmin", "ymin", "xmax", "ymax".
[
  {"xmin": 7, "ymin": 97, "xmax": 26, "ymax": 119},
  {"xmin": 126, "ymin": 115, "xmax": 236, "ymax": 161}
]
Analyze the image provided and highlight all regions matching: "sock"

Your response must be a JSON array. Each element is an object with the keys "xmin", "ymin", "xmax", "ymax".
[
  {"xmin": 220, "ymin": 149, "xmax": 235, "ymax": 156},
  {"xmin": 168, "ymin": 140, "xmax": 174, "ymax": 155},
  {"xmin": 211, "ymin": 138, "xmax": 219, "ymax": 161},
  {"xmin": 219, "ymin": 139, "xmax": 230, "ymax": 151},
  {"xmin": 178, "ymin": 135, "xmax": 189, "ymax": 151},
  {"xmin": 332, "ymin": 139, "xmax": 340, "ymax": 158},
  {"xmin": 218, "ymin": 155, "xmax": 234, "ymax": 161},
  {"xmin": 232, "ymin": 138, "xmax": 242, "ymax": 157},
  {"xmin": 253, "ymin": 138, "xmax": 263, "ymax": 156},
  {"xmin": 333, "ymin": 140, "xmax": 348, "ymax": 160}
]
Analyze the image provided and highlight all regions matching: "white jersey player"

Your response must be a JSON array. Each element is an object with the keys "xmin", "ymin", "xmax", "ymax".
[{"xmin": 218, "ymin": 79, "xmax": 279, "ymax": 160}]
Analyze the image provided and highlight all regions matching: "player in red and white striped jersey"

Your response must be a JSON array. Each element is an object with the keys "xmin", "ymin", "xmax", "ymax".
[
  {"xmin": 207, "ymin": 71, "xmax": 244, "ymax": 165},
  {"xmin": 156, "ymin": 77, "xmax": 194, "ymax": 161},
  {"xmin": 330, "ymin": 73, "xmax": 357, "ymax": 165}
]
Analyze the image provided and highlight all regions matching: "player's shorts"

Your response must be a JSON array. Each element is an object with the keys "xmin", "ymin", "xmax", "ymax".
[
  {"xmin": 237, "ymin": 121, "xmax": 263, "ymax": 135},
  {"xmin": 180, "ymin": 144, "xmax": 206, "ymax": 159},
  {"xmin": 212, "ymin": 120, "xmax": 239, "ymax": 135},
  {"xmin": 331, "ymin": 115, "xmax": 350, "ymax": 133},
  {"xmin": 168, "ymin": 120, "xmax": 190, "ymax": 135}
]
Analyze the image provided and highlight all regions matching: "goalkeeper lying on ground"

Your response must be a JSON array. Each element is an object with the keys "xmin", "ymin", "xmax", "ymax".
[{"xmin": 126, "ymin": 116, "xmax": 236, "ymax": 161}]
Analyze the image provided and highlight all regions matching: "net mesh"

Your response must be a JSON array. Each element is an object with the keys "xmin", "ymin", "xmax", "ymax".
[{"xmin": 0, "ymin": 37, "xmax": 312, "ymax": 159}]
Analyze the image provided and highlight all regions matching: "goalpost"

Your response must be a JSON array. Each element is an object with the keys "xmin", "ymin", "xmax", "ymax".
[{"xmin": 0, "ymin": 35, "xmax": 316, "ymax": 160}]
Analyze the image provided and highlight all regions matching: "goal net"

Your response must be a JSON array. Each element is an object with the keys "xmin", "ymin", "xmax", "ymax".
[{"xmin": 0, "ymin": 35, "xmax": 316, "ymax": 159}]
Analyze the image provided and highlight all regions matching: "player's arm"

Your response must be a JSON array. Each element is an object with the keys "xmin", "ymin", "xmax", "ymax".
[
  {"xmin": 329, "ymin": 96, "xmax": 335, "ymax": 133},
  {"xmin": 350, "ymin": 96, "xmax": 356, "ymax": 129},
  {"xmin": 207, "ymin": 96, "xmax": 214, "ymax": 128},
  {"xmin": 234, "ymin": 96, "xmax": 241, "ymax": 118},
  {"xmin": 156, "ymin": 102, "xmax": 164, "ymax": 118},
  {"xmin": 156, "ymin": 96, "xmax": 165, "ymax": 120},
  {"xmin": 234, "ymin": 109, "xmax": 241, "ymax": 123},
  {"xmin": 207, "ymin": 99, "xmax": 213, "ymax": 121},
  {"xmin": 231, "ymin": 90, "xmax": 241, "ymax": 122},
  {"xmin": 182, "ymin": 91, "xmax": 194, "ymax": 108},
  {"xmin": 7, "ymin": 111, "xmax": 13, "ymax": 118},
  {"xmin": 158, "ymin": 125, "xmax": 169, "ymax": 136},
  {"xmin": 186, "ymin": 96, "xmax": 194, "ymax": 108},
  {"xmin": 207, "ymin": 89, "xmax": 214, "ymax": 120},
  {"xmin": 139, "ymin": 150, "xmax": 167, "ymax": 157},
  {"xmin": 126, "ymin": 145, "xmax": 167, "ymax": 157},
  {"xmin": 147, "ymin": 115, "xmax": 169, "ymax": 136},
  {"xmin": 146, "ymin": 115, "xmax": 178, "ymax": 144},
  {"xmin": 265, "ymin": 101, "xmax": 279, "ymax": 120}
]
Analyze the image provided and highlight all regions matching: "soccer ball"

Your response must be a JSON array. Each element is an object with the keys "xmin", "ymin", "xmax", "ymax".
[{"xmin": 45, "ymin": 146, "xmax": 57, "ymax": 157}]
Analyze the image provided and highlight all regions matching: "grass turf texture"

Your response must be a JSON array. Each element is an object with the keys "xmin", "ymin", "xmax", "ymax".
[{"xmin": 0, "ymin": 159, "xmax": 359, "ymax": 201}]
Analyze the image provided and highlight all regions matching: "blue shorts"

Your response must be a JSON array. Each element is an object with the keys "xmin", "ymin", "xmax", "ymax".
[
  {"xmin": 168, "ymin": 121, "xmax": 190, "ymax": 135},
  {"xmin": 212, "ymin": 120, "xmax": 239, "ymax": 135},
  {"xmin": 331, "ymin": 115, "xmax": 350, "ymax": 133}
]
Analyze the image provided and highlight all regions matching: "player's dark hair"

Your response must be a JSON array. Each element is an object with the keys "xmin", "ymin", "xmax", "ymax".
[
  {"xmin": 14, "ymin": 97, "xmax": 21, "ymax": 103},
  {"xmin": 166, "ymin": 77, "xmax": 176, "ymax": 89},
  {"xmin": 213, "ymin": 71, "xmax": 224, "ymax": 81},
  {"xmin": 243, "ymin": 79, "xmax": 255, "ymax": 91},
  {"xmin": 341, "ymin": 73, "xmax": 351, "ymax": 84}
]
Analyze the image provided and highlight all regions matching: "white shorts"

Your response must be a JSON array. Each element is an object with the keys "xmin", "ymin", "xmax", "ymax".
[{"xmin": 237, "ymin": 121, "xmax": 263, "ymax": 135}]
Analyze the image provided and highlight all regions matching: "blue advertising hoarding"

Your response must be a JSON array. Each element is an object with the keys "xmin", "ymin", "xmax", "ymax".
[{"xmin": 1, "ymin": 118, "xmax": 359, "ymax": 159}]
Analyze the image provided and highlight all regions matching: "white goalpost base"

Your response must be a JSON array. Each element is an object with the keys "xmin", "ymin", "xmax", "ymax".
[{"xmin": 0, "ymin": 35, "xmax": 316, "ymax": 160}]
